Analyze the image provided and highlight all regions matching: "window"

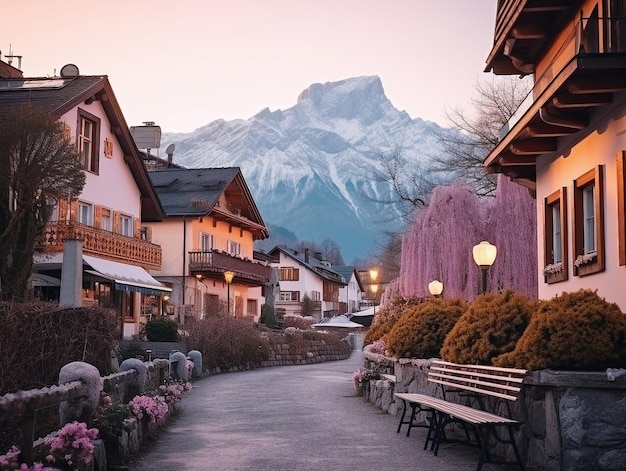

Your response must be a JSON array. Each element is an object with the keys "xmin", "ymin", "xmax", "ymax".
[
  {"xmin": 280, "ymin": 267, "xmax": 299, "ymax": 281},
  {"xmin": 311, "ymin": 290, "xmax": 321, "ymax": 301},
  {"xmin": 77, "ymin": 109, "xmax": 100, "ymax": 173},
  {"xmin": 227, "ymin": 240, "xmax": 240, "ymax": 256},
  {"xmin": 201, "ymin": 233, "xmax": 214, "ymax": 251},
  {"xmin": 100, "ymin": 209, "xmax": 111, "ymax": 231},
  {"xmin": 573, "ymin": 166, "xmax": 605, "ymax": 276},
  {"xmin": 543, "ymin": 188, "xmax": 568, "ymax": 283},
  {"xmin": 617, "ymin": 151, "xmax": 626, "ymax": 266},
  {"xmin": 120, "ymin": 215, "xmax": 133, "ymax": 237},
  {"xmin": 279, "ymin": 291, "xmax": 300, "ymax": 302},
  {"xmin": 77, "ymin": 202, "xmax": 93, "ymax": 226}
]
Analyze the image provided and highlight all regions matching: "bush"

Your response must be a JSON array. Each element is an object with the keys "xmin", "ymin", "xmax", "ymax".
[
  {"xmin": 494, "ymin": 289, "xmax": 626, "ymax": 371},
  {"xmin": 441, "ymin": 290, "xmax": 534, "ymax": 365},
  {"xmin": 284, "ymin": 315, "xmax": 315, "ymax": 330},
  {"xmin": 386, "ymin": 297, "xmax": 467, "ymax": 359},
  {"xmin": 364, "ymin": 296, "xmax": 427, "ymax": 346},
  {"xmin": 145, "ymin": 317, "xmax": 179, "ymax": 342},
  {"xmin": 186, "ymin": 317, "xmax": 269, "ymax": 370}
]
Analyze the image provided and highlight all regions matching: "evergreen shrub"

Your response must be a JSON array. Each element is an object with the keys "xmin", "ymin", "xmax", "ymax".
[
  {"xmin": 386, "ymin": 297, "xmax": 467, "ymax": 359},
  {"xmin": 145, "ymin": 317, "xmax": 179, "ymax": 342},
  {"xmin": 441, "ymin": 290, "xmax": 533, "ymax": 365},
  {"xmin": 364, "ymin": 296, "xmax": 426, "ymax": 346},
  {"xmin": 494, "ymin": 289, "xmax": 626, "ymax": 371}
]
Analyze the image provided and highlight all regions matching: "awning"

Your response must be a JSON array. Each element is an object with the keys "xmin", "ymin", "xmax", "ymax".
[
  {"xmin": 83, "ymin": 255, "xmax": 171, "ymax": 296},
  {"xmin": 31, "ymin": 273, "xmax": 61, "ymax": 287}
]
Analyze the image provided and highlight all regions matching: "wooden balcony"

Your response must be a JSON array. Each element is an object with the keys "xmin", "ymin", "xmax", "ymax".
[
  {"xmin": 37, "ymin": 221, "xmax": 162, "ymax": 270},
  {"xmin": 188, "ymin": 250, "xmax": 273, "ymax": 286},
  {"xmin": 485, "ymin": 15, "xmax": 626, "ymax": 189}
]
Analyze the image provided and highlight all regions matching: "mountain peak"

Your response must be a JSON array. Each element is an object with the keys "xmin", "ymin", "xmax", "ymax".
[{"xmin": 295, "ymin": 76, "xmax": 387, "ymax": 122}]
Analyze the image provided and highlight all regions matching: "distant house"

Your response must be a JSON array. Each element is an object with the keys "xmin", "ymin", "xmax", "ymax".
[
  {"xmin": 483, "ymin": 0, "xmax": 626, "ymax": 311},
  {"xmin": 0, "ymin": 61, "xmax": 171, "ymax": 339},
  {"xmin": 268, "ymin": 246, "xmax": 347, "ymax": 320},
  {"xmin": 145, "ymin": 167, "xmax": 272, "ymax": 322},
  {"xmin": 333, "ymin": 266, "xmax": 364, "ymax": 314}
]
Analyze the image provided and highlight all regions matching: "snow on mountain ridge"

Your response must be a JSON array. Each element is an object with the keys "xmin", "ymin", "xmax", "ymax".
[{"xmin": 159, "ymin": 76, "xmax": 451, "ymax": 261}]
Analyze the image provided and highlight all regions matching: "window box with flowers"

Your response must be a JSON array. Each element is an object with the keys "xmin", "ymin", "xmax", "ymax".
[
  {"xmin": 543, "ymin": 261, "xmax": 567, "ymax": 284},
  {"xmin": 574, "ymin": 252, "xmax": 599, "ymax": 277}
]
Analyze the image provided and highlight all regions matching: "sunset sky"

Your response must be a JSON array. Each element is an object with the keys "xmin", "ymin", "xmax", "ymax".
[{"xmin": 4, "ymin": 1, "xmax": 497, "ymax": 133}]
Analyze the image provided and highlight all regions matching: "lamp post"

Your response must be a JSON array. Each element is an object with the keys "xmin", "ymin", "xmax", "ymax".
[
  {"xmin": 472, "ymin": 241, "xmax": 497, "ymax": 294},
  {"xmin": 224, "ymin": 271, "xmax": 234, "ymax": 316},
  {"xmin": 428, "ymin": 280, "xmax": 443, "ymax": 297},
  {"xmin": 371, "ymin": 283, "xmax": 378, "ymax": 315}
]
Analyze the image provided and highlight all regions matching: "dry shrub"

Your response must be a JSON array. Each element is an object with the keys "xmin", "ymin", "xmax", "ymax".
[
  {"xmin": 364, "ymin": 296, "xmax": 427, "ymax": 345},
  {"xmin": 386, "ymin": 297, "xmax": 467, "ymax": 359},
  {"xmin": 186, "ymin": 317, "xmax": 269, "ymax": 371},
  {"xmin": 441, "ymin": 290, "xmax": 533, "ymax": 365},
  {"xmin": 283, "ymin": 315, "xmax": 316, "ymax": 330},
  {"xmin": 0, "ymin": 301, "xmax": 118, "ymax": 394},
  {"xmin": 494, "ymin": 289, "xmax": 626, "ymax": 371}
]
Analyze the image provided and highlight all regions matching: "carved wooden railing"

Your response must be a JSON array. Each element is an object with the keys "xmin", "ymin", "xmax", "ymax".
[
  {"xmin": 37, "ymin": 221, "xmax": 162, "ymax": 270},
  {"xmin": 188, "ymin": 250, "xmax": 273, "ymax": 285}
]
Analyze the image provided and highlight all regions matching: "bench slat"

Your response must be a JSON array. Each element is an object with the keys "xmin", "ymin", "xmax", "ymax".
[
  {"xmin": 432, "ymin": 359, "xmax": 527, "ymax": 375},
  {"xmin": 429, "ymin": 378, "xmax": 520, "ymax": 401},
  {"xmin": 428, "ymin": 372, "xmax": 522, "ymax": 394},
  {"xmin": 429, "ymin": 367, "xmax": 526, "ymax": 384}
]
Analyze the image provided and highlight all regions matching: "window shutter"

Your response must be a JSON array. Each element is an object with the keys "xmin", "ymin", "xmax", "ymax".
[{"xmin": 294, "ymin": 268, "xmax": 299, "ymax": 281}]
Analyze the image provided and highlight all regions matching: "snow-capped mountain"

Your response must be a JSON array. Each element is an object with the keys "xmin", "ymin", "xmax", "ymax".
[{"xmin": 159, "ymin": 76, "xmax": 452, "ymax": 262}]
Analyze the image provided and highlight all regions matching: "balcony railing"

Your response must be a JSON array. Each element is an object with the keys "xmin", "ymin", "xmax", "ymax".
[
  {"xmin": 188, "ymin": 250, "xmax": 273, "ymax": 285},
  {"xmin": 37, "ymin": 221, "xmax": 162, "ymax": 270},
  {"xmin": 499, "ymin": 15, "xmax": 626, "ymax": 142}
]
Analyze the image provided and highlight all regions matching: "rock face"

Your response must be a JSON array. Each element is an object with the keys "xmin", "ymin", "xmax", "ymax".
[{"xmin": 160, "ymin": 76, "xmax": 456, "ymax": 262}]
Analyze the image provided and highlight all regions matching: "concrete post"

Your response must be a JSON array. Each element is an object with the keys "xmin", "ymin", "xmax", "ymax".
[
  {"xmin": 59, "ymin": 361, "xmax": 102, "ymax": 425},
  {"xmin": 59, "ymin": 238, "xmax": 83, "ymax": 307}
]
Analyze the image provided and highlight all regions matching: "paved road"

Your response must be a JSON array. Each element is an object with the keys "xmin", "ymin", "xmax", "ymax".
[{"xmin": 130, "ymin": 347, "xmax": 496, "ymax": 471}]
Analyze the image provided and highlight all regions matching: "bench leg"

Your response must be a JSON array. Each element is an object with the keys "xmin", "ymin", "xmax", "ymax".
[{"xmin": 396, "ymin": 400, "xmax": 408, "ymax": 433}]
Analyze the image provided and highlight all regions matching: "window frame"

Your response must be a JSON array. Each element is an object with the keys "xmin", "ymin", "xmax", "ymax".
[
  {"xmin": 119, "ymin": 214, "xmax": 133, "ymax": 237},
  {"xmin": 573, "ymin": 165, "xmax": 605, "ymax": 276},
  {"xmin": 617, "ymin": 151, "xmax": 626, "ymax": 266},
  {"xmin": 77, "ymin": 201, "xmax": 94, "ymax": 226},
  {"xmin": 227, "ymin": 240, "xmax": 241, "ymax": 257},
  {"xmin": 279, "ymin": 267, "xmax": 300, "ymax": 281},
  {"xmin": 77, "ymin": 108, "xmax": 100, "ymax": 174},
  {"xmin": 200, "ymin": 232, "xmax": 214, "ymax": 252},
  {"xmin": 543, "ymin": 187, "xmax": 568, "ymax": 284},
  {"xmin": 279, "ymin": 291, "xmax": 300, "ymax": 302}
]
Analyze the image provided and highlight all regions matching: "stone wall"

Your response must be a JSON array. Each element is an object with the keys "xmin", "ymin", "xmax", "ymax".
[
  {"xmin": 362, "ymin": 355, "xmax": 626, "ymax": 471},
  {"xmin": 261, "ymin": 338, "xmax": 351, "ymax": 367}
]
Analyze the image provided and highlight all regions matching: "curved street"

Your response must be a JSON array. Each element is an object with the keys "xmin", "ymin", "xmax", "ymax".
[{"xmin": 130, "ymin": 344, "xmax": 485, "ymax": 471}]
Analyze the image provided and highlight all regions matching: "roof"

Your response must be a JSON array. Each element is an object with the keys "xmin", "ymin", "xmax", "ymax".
[
  {"xmin": 333, "ymin": 266, "xmax": 365, "ymax": 291},
  {"xmin": 0, "ymin": 74, "xmax": 165, "ymax": 222},
  {"xmin": 149, "ymin": 167, "xmax": 269, "ymax": 239},
  {"xmin": 269, "ymin": 246, "xmax": 347, "ymax": 285}
]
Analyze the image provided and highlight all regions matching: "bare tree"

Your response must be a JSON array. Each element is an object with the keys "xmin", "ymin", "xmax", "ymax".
[
  {"xmin": 365, "ymin": 144, "xmax": 437, "ymax": 223},
  {"xmin": 0, "ymin": 105, "xmax": 85, "ymax": 300},
  {"xmin": 434, "ymin": 76, "xmax": 532, "ymax": 196}
]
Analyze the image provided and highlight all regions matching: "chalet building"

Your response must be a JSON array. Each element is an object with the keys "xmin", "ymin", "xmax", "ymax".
[
  {"xmin": 483, "ymin": 0, "xmax": 626, "ymax": 310},
  {"xmin": 0, "ymin": 62, "xmax": 171, "ymax": 338},
  {"xmin": 144, "ymin": 168, "xmax": 272, "ymax": 322},
  {"xmin": 268, "ymin": 246, "xmax": 347, "ymax": 321},
  {"xmin": 333, "ymin": 266, "xmax": 365, "ymax": 314}
]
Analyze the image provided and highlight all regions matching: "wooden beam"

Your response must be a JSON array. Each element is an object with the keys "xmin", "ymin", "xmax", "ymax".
[
  {"xmin": 509, "ymin": 138, "xmax": 558, "ymax": 155},
  {"xmin": 568, "ymin": 76, "xmax": 626, "ymax": 94},
  {"xmin": 525, "ymin": 122, "xmax": 577, "ymax": 137},
  {"xmin": 539, "ymin": 107, "xmax": 587, "ymax": 129},
  {"xmin": 552, "ymin": 92, "xmax": 613, "ymax": 108}
]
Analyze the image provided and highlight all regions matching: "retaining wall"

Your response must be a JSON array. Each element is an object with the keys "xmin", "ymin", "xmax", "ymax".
[{"xmin": 362, "ymin": 353, "xmax": 626, "ymax": 471}]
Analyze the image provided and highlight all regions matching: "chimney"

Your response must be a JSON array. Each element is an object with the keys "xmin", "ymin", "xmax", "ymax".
[{"xmin": 304, "ymin": 248, "xmax": 309, "ymax": 263}]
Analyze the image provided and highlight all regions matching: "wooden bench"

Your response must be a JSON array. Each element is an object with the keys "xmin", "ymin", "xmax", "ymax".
[{"xmin": 394, "ymin": 360, "xmax": 527, "ymax": 471}]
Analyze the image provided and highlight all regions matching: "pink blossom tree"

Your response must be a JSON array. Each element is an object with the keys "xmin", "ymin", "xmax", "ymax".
[{"xmin": 384, "ymin": 176, "xmax": 537, "ymax": 304}]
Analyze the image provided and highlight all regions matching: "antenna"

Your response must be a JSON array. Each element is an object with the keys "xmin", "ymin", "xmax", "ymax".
[{"xmin": 5, "ymin": 44, "xmax": 23, "ymax": 70}]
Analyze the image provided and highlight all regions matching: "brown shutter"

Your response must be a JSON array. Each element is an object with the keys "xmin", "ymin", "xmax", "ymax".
[
  {"xmin": 294, "ymin": 268, "xmax": 299, "ymax": 281},
  {"xmin": 94, "ymin": 205, "xmax": 102, "ymax": 229}
]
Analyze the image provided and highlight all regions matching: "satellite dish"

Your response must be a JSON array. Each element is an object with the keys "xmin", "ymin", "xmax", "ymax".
[{"xmin": 60, "ymin": 64, "xmax": 79, "ymax": 78}]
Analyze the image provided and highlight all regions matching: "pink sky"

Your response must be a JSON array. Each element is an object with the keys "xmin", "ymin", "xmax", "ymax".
[{"xmin": 3, "ymin": 1, "xmax": 497, "ymax": 133}]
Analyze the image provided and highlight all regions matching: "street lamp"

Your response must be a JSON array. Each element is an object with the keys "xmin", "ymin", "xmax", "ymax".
[
  {"xmin": 428, "ymin": 280, "xmax": 443, "ymax": 297},
  {"xmin": 224, "ymin": 271, "xmax": 234, "ymax": 316},
  {"xmin": 371, "ymin": 283, "xmax": 378, "ymax": 315},
  {"xmin": 472, "ymin": 241, "xmax": 497, "ymax": 294}
]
